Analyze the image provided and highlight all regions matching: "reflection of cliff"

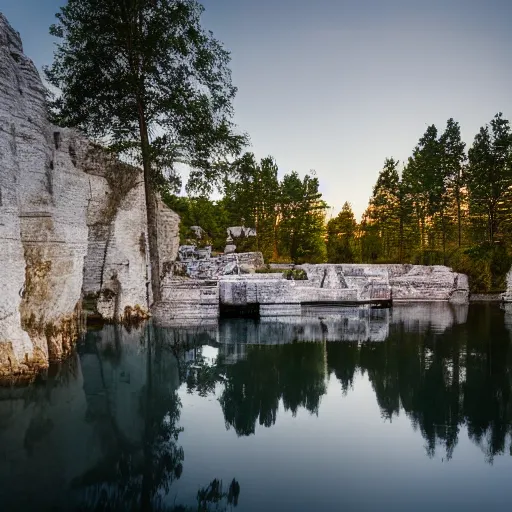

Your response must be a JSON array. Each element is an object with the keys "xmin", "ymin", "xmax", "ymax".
[{"xmin": 0, "ymin": 324, "xmax": 186, "ymax": 511}]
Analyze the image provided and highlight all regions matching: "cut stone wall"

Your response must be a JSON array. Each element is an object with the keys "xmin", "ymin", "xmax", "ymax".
[
  {"xmin": 502, "ymin": 268, "xmax": 512, "ymax": 302},
  {"xmin": 154, "ymin": 277, "xmax": 219, "ymax": 323},
  {"xmin": 174, "ymin": 251, "xmax": 264, "ymax": 279},
  {"xmin": 299, "ymin": 264, "xmax": 468, "ymax": 303}
]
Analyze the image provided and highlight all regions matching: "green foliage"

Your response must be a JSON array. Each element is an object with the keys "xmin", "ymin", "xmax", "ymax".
[
  {"xmin": 161, "ymin": 192, "xmax": 229, "ymax": 250},
  {"xmin": 455, "ymin": 242, "xmax": 511, "ymax": 292},
  {"xmin": 359, "ymin": 158, "xmax": 409, "ymax": 262},
  {"xmin": 283, "ymin": 269, "xmax": 308, "ymax": 280},
  {"xmin": 220, "ymin": 156, "xmax": 328, "ymax": 263},
  {"xmin": 254, "ymin": 267, "xmax": 286, "ymax": 274},
  {"xmin": 440, "ymin": 118, "xmax": 466, "ymax": 247},
  {"xmin": 326, "ymin": 202, "xmax": 358, "ymax": 263},
  {"xmin": 467, "ymin": 113, "xmax": 512, "ymax": 243},
  {"xmin": 45, "ymin": 0, "xmax": 247, "ymax": 193},
  {"xmin": 222, "ymin": 153, "xmax": 280, "ymax": 260},
  {"xmin": 353, "ymin": 114, "xmax": 512, "ymax": 291},
  {"xmin": 161, "ymin": 153, "xmax": 328, "ymax": 263},
  {"xmin": 278, "ymin": 172, "xmax": 328, "ymax": 263}
]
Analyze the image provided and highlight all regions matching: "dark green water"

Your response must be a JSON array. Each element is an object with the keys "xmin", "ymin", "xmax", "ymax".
[{"xmin": 1, "ymin": 303, "xmax": 512, "ymax": 511}]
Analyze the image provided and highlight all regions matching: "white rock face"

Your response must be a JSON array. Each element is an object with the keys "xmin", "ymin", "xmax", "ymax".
[
  {"xmin": 0, "ymin": 14, "xmax": 88, "ymax": 372},
  {"xmin": 502, "ymin": 268, "xmax": 512, "ymax": 302},
  {"xmin": 80, "ymin": 142, "xmax": 180, "ymax": 321},
  {"xmin": 0, "ymin": 14, "xmax": 179, "ymax": 377},
  {"xmin": 0, "ymin": 15, "xmax": 34, "ymax": 369}
]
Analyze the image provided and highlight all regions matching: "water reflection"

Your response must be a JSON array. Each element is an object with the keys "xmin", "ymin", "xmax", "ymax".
[
  {"xmin": 184, "ymin": 303, "xmax": 511, "ymax": 464},
  {"xmin": 1, "ymin": 303, "xmax": 512, "ymax": 511},
  {"xmin": 0, "ymin": 324, "xmax": 239, "ymax": 512}
]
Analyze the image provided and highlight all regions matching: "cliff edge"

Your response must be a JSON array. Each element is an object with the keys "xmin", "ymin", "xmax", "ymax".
[{"xmin": 0, "ymin": 14, "xmax": 179, "ymax": 381}]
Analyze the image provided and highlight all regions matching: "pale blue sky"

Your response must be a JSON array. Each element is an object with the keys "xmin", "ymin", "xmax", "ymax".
[{"xmin": 2, "ymin": 0, "xmax": 511, "ymax": 218}]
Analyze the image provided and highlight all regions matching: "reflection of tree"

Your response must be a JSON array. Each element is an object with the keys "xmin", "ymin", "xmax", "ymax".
[
  {"xmin": 218, "ymin": 342, "xmax": 326, "ymax": 436},
  {"xmin": 463, "ymin": 304, "xmax": 512, "ymax": 463},
  {"xmin": 326, "ymin": 304, "xmax": 512, "ymax": 463},
  {"xmin": 326, "ymin": 341, "xmax": 359, "ymax": 394},
  {"xmin": 71, "ymin": 324, "xmax": 239, "ymax": 511}
]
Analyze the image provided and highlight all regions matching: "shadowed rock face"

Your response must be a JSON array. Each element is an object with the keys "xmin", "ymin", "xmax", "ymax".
[{"xmin": 0, "ymin": 14, "xmax": 179, "ymax": 379}]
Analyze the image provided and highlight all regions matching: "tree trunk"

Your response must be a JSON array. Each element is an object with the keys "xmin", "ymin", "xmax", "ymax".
[
  {"xmin": 456, "ymin": 188, "xmax": 462, "ymax": 247},
  {"xmin": 441, "ymin": 210, "xmax": 447, "ymax": 265},
  {"xmin": 488, "ymin": 204, "xmax": 495, "ymax": 243},
  {"xmin": 138, "ymin": 101, "xmax": 161, "ymax": 304},
  {"xmin": 399, "ymin": 214, "xmax": 404, "ymax": 263}
]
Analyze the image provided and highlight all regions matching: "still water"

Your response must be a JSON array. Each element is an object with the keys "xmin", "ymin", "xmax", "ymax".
[{"xmin": 1, "ymin": 303, "xmax": 512, "ymax": 511}]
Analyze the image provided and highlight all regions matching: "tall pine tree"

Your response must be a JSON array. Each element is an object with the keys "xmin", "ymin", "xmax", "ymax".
[{"xmin": 467, "ymin": 113, "xmax": 512, "ymax": 243}]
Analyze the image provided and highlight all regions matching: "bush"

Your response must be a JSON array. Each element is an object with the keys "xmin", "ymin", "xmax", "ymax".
[
  {"xmin": 413, "ymin": 249, "xmax": 446, "ymax": 266},
  {"xmin": 284, "ymin": 269, "xmax": 308, "ymax": 280},
  {"xmin": 448, "ymin": 242, "xmax": 511, "ymax": 293}
]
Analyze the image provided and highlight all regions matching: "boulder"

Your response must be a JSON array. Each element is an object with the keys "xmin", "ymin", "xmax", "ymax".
[{"xmin": 224, "ymin": 244, "xmax": 237, "ymax": 255}]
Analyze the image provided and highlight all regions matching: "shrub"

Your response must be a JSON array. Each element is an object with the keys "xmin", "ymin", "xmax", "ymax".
[{"xmin": 284, "ymin": 269, "xmax": 308, "ymax": 281}]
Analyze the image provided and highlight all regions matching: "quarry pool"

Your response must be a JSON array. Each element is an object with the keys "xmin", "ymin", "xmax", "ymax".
[{"xmin": 1, "ymin": 302, "xmax": 512, "ymax": 512}]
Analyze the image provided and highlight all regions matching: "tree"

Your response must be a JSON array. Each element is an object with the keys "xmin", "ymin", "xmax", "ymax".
[
  {"xmin": 326, "ymin": 202, "xmax": 358, "ymax": 263},
  {"xmin": 467, "ymin": 113, "xmax": 512, "ymax": 243},
  {"xmin": 223, "ymin": 153, "xmax": 280, "ymax": 260},
  {"xmin": 368, "ymin": 158, "xmax": 401, "ymax": 261},
  {"xmin": 440, "ymin": 118, "xmax": 466, "ymax": 247},
  {"xmin": 403, "ymin": 125, "xmax": 444, "ymax": 254},
  {"xmin": 278, "ymin": 172, "xmax": 327, "ymax": 263},
  {"xmin": 45, "ymin": 0, "xmax": 246, "ymax": 303}
]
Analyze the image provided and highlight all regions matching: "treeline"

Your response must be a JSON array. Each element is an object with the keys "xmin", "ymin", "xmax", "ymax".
[
  {"xmin": 164, "ymin": 152, "xmax": 328, "ymax": 263},
  {"xmin": 164, "ymin": 113, "xmax": 512, "ymax": 291},
  {"xmin": 329, "ymin": 114, "xmax": 512, "ymax": 292}
]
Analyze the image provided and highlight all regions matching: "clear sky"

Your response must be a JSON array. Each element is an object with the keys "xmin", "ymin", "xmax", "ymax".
[{"xmin": 2, "ymin": 0, "xmax": 512, "ymax": 219}]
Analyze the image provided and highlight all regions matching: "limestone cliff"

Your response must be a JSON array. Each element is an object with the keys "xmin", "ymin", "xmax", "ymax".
[{"xmin": 0, "ymin": 14, "xmax": 179, "ymax": 379}]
